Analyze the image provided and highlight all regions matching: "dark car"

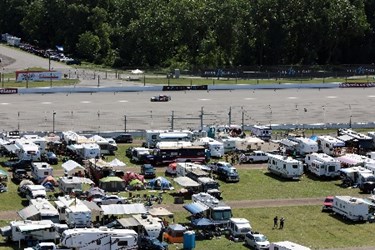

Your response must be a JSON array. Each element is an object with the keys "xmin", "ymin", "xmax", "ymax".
[
  {"xmin": 139, "ymin": 236, "xmax": 168, "ymax": 250},
  {"xmin": 42, "ymin": 152, "xmax": 58, "ymax": 165},
  {"xmin": 5, "ymin": 160, "xmax": 32, "ymax": 171},
  {"xmin": 114, "ymin": 134, "xmax": 133, "ymax": 143},
  {"xmin": 12, "ymin": 169, "xmax": 30, "ymax": 184},
  {"xmin": 126, "ymin": 147, "xmax": 134, "ymax": 158},
  {"xmin": 150, "ymin": 95, "xmax": 171, "ymax": 102},
  {"xmin": 66, "ymin": 59, "xmax": 81, "ymax": 65},
  {"xmin": 141, "ymin": 164, "xmax": 156, "ymax": 179}
]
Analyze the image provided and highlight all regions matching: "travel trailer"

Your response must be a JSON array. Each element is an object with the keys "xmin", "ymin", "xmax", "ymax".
[
  {"xmin": 332, "ymin": 196, "xmax": 375, "ymax": 222},
  {"xmin": 67, "ymin": 143, "xmax": 101, "ymax": 160},
  {"xmin": 21, "ymin": 198, "xmax": 59, "ymax": 223},
  {"xmin": 14, "ymin": 138, "xmax": 41, "ymax": 161},
  {"xmin": 65, "ymin": 202, "xmax": 92, "ymax": 228},
  {"xmin": 30, "ymin": 162, "xmax": 53, "ymax": 184},
  {"xmin": 145, "ymin": 130, "xmax": 192, "ymax": 148},
  {"xmin": 89, "ymin": 135, "xmax": 117, "ymax": 155},
  {"xmin": 58, "ymin": 176, "xmax": 94, "ymax": 194},
  {"xmin": 289, "ymin": 137, "xmax": 319, "ymax": 155},
  {"xmin": 22, "ymin": 135, "xmax": 47, "ymax": 154},
  {"xmin": 251, "ymin": 125, "xmax": 272, "ymax": 141},
  {"xmin": 186, "ymin": 192, "xmax": 232, "ymax": 225},
  {"xmin": 132, "ymin": 214, "xmax": 164, "ymax": 238},
  {"xmin": 61, "ymin": 227, "xmax": 138, "ymax": 250},
  {"xmin": 267, "ymin": 154, "xmax": 304, "ymax": 180},
  {"xmin": 61, "ymin": 131, "xmax": 89, "ymax": 145},
  {"xmin": 317, "ymin": 135, "xmax": 345, "ymax": 156},
  {"xmin": 338, "ymin": 128, "xmax": 373, "ymax": 150},
  {"xmin": 228, "ymin": 218, "xmax": 252, "ymax": 239},
  {"xmin": 193, "ymin": 137, "xmax": 224, "ymax": 158},
  {"xmin": 269, "ymin": 241, "xmax": 311, "ymax": 250},
  {"xmin": 304, "ymin": 153, "xmax": 341, "ymax": 178},
  {"xmin": 0, "ymin": 220, "xmax": 61, "ymax": 242},
  {"xmin": 24, "ymin": 185, "xmax": 47, "ymax": 200}
]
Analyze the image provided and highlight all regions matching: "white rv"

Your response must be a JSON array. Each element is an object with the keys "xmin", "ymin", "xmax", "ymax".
[
  {"xmin": 332, "ymin": 196, "xmax": 375, "ymax": 222},
  {"xmin": 14, "ymin": 138, "xmax": 41, "ymax": 161},
  {"xmin": 23, "ymin": 135, "xmax": 47, "ymax": 154},
  {"xmin": 24, "ymin": 185, "xmax": 47, "ymax": 200},
  {"xmin": 304, "ymin": 153, "xmax": 341, "ymax": 178},
  {"xmin": 0, "ymin": 220, "xmax": 61, "ymax": 242},
  {"xmin": 267, "ymin": 154, "xmax": 304, "ymax": 180},
  {"xmin": 65, "ymin": 202, "xmax": 92, "ymax": 228},
  {"xmin": 58, "ymin": 176, "xmax": 94, "ymax": 194},
  {"xmin": 290, "ymin": 137, "xmax": 319, "ymax": 155},
  {"xmin": 61, "ymin": 227, "xmax": 138, "ymax": 250},
  {"xmin": 228, "ymin": 218, "xmax": 252, "ymax": 238},
  {"xmin": 30, "ymin": 162, "xmax": 53, "ymax": 184},
  {"xmin": 269, "ymin": 241, "xmax": 311, "ymax": 250},
  {"xmin": 67, "ymin": 143, "xmax": 101, "ymax": 160},
  {"xmin": 132, "ymin": 214, "xmax": 163, "ymax": 238},
  {"xmin": 28, "ymin": 198, "xmax": 59, "ymax": 223},
  {"xmin": 89, "ymin": 135, "xmax": 117, "ymax": 155},
  {"xmin": 176, "ymin": 162, "xmax": 208, "ymax": 177},
  {"xmin": 317, "ymin": 135, "xmax": 345, "ymax": 156},
  {"xmin": 193, "ymin": 137, "xmax": 224, "ymax": 158},
  {"xmin": 145, "ymin": 130, "xmax": 192, "ymax": 148},
  {"xmin": 251, "ymin": 125, "xmax": 272, "ymax": 141}
]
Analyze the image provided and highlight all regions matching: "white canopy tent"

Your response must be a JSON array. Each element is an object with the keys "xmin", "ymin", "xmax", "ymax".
[{"xmin": 61, "ymin": 160, "xmax": 85, "ymax": 176}]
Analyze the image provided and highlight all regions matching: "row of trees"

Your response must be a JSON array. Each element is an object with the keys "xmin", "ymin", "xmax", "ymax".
[{"xmin": 1, "ymin": 0, "xmax": 374, "ymax": 69}]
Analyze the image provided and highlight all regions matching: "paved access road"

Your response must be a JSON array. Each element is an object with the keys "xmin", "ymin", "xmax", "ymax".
[{"xmin": 0, "ymin": 87, "xmax": 374, "ymax": 132}]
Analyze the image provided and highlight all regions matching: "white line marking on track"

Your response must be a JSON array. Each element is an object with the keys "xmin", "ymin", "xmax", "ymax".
[
  {"xmin": 118, "ymin": 100, "xmax": 128, "ymax": 103},
  {"xmin": 326, "ymin": 96, "xmax": 337, "ymax": 99},
  {"xmin": 80, "ymin": 101, "xmax": 91, "ymax": 104},
  {"xmin": 245, "ymin": 98, "xmax": 255, "ymax": 100},
  {"xmin": 0, "ymin": 103, "xmax": 9, "ymax": 105},
  {"xmin": 368, "ymin": 95, "xmax": 375, "ymax": 98},
  {"xmin": 287, "ymin": 97, "xmax": 297, "ymax": 99},
  {"xmin": 41, "ymin": 102, "xmax": 51, "ymax": 104},
  {"xmin": 199, "ymin": 99, "xmax": 211, "ymax": 101}
]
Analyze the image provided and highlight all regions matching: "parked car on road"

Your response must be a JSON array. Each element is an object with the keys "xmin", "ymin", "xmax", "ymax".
[
  {"xmin": 141, "ymin": 164, "xmax": 156, "ymax": 179},
  {"xmin": 150, "ymin": 95, "xmax": 171, "ymax": 102},
  {"xmin": 243, "ymin": 151, "xmax": 269, "ymax": 163},
  {"xmin": 93, "ymin": 195, "xmax": 127, "ymax": 206}
]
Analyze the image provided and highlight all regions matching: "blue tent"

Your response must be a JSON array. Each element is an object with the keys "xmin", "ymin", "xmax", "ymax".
[{"xmin": 147, "ymin": 177, "xmax": 173, "ymax": 190}]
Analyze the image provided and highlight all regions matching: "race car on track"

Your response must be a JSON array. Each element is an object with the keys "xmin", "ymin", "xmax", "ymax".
[{"xmin": 150, "ymin": 95, "xmax": 171, "ymax": 102}]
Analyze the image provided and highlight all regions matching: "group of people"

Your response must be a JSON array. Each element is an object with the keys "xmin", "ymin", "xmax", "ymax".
[{"xmin": 273, "ymin": 216, "xmax": 285, "ymax": 229}]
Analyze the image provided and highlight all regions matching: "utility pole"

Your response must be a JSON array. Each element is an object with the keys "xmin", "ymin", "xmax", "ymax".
[
  {"xmin": 241, "ymin": 109, "xmax": 245, "ymax": 132},
  {"xmin": 171, "ymin": 111, "xmax": 174, "ymax": 131},
  {"xmin": 52, "ymin": 111, "xmax": 56, "ymax": 133},
  {"xmin": 124, "ymin": 115, "xmax": 127, "ymax": 132},
  {"xmin": 228, "ymin": 106, "xmax": 232, "ymax": 126},
  {"xmin": 200, "ymin": 107, "xmax": 204, "ymax": 130}
]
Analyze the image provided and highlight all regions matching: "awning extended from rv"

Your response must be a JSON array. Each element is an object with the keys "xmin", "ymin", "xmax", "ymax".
[
  {"xmin": 174, "ymin": 177, "xmax": 200, "ymax": 188},
  {"xmin": 337, "ymin": 156, "xmax": 363, "ymax": 166},
  {"xmin": 18, "ymin": 205, "xmax": 39, "ymax": 220},
  {"xmin": 337, "ymin": 135, "xmax": 354, "ymax": 142},
  {"xmin": 101, "ymin": 203, "xmax": 147, "ymax": 216},
  {"xmin": 279, "ymin": 139, "xmax": 298, "ymax": 148},
  {"xmin": 117, "ymin": 217, "xmax": 141, "ymax": 228},
  {"xmin": 2, "ymin": 143, "xmax": 18, "ymax": 153},
  {"xmin": 17, "ymin": 223, "xmax": 52, "ymax": 232},
  {"xmin": 183, "ymin": 202, "xmax": 209, "ymax": 215}
]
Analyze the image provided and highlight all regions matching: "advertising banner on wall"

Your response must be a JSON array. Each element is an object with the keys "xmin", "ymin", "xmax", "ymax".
[
  {"xmin": 15, "ymin": 71, "xmax": 62, "ymax": 82},
  {"xmin": 0, "ymin": 88, "xmax": 18, "ymax": 94}
]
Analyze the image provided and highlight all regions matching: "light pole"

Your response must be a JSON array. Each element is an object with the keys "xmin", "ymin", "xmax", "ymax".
[{"xmin": 52, "ymin": 111, "xmax": 56, "ymax": 133}]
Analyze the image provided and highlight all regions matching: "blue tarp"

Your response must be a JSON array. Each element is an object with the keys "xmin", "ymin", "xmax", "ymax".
[{"xmin": 183, "ymin": 202, "xmax": 208, "ymax": 215}]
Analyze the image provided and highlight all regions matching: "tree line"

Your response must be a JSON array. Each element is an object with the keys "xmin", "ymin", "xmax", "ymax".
[{"xmin": 1, "ymin": 0, "xmax": 374, "ymax": 69}]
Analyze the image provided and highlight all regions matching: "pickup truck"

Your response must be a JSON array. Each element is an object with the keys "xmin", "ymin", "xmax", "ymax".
[
  {"xmin": 24, "ymin": 242, "xmax": 69, "ymax": 250},
  {"xmin": 242, "ymin": 151, "xmax": 269, "ymax": 163}
]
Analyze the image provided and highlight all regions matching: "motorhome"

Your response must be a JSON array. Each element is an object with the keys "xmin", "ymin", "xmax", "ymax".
[
  {"xmin": 332, "ymin": 196, "xmax": 375, "ymax": 222},
  {"xmin": 339, "ymin": 166, "xmax": 373, "ymax": 185},
  {"xmin": 269, "ymin": 241, "xmax": 311, "ymax": 250},
  {"xmin": 267, "ymin": 154, "xmax": 304, "ymax": 180},
  {"xmin": 132, "ymin": 214, "xmax": 163, "ymax": 238},
  {"xmin": 218, "ymin": 136, "xmax": 241, "ymax": 153},
  {"xmin": 14, "ymin": 138, "xmax": 41, "ymax": 161},
  {"xmin": 289, "ymin": 137, "xmax": 319, "ymax": 155},
  {"xmin": 193, "ymin": 137, "xmax": 224, "ymax": 158},
  {"xmin": 145, "ymin": 130, "xmax": 192, "ymax": 148},
  {"xmin": 228, "ymin": 218, "xmax": 252, "ymax": 239},
  {"xmin": 89, "ymin": 135, "xmax": 117, "ymax": 155},
  {"xmin": 0, "ymin": 220, "xmax": 61, "ymax": 242},
  {"xmin": 61, "ymin": 227, "xmax": 138, "ymax": 250},
  {"xmin": 22, "ymin": 135, "xmax": 47, "ymax": 154},
  {"xmin": 317, "ymin": 135, "xmax": 345, "ymax": 156},
  {"xmin": 251, "ymin": 125, "xmax": 272, "ymax": 141},
  {"xmin": 153, "ymin": 145, "xmax": 207, "ymax": 165},
  {"xmin": 304, "ymin": 153, "xmax": 341, "ymax": 178},
  {"xmin": 30, "ymin": 162, "xmax": 53, "ymax": 184},
  {"xmin": 186, "ymin": 192, "xmax": 232, "ymax": 225},
  {"xmin": 65, "ymin": 202, "xmax": 92, "ymax": 228}
]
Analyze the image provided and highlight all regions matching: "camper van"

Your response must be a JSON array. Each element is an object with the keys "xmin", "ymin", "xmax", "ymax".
[
  {"xmin": 30, "ymin": 162, "xmax": 53, "ymax": 184},
  {"xmin": 61, "ymin": 227, "xmax": 138, "ymax": 250},
  {"xmin": 332, "ymin": 196, "xmax": 375, "ymax": 222},
  {"xmin": 228, "ymin": 218, "xmax": 252, "ymax": 239},
  {"xmin": 269, "ymin": 241, "xmax": 311, "ymax": 250},
  {"xmin": 193, "ymin": 137, "xmax": 224, "ymax": 158},
  {"xmin": 317, "ymin": 135, "xmax": 345, "ymax": 156},
  {"xmin": 304, "ymin": 153, "xmax": 341, "ymax": 178},
  {"xmin": 267, "ymin": 154, "xmax": 304, "ymax": 180},
  {"xmin": 251, "ymin": 125, "xmax": 272, "ymax": 141}
]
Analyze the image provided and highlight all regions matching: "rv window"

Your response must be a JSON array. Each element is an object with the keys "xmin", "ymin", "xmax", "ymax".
[
  {"xmin": 292, "ymin": 165, "xmax": 298, "ymax": 169},
  {"xmin": 44, "ymin": 171, "xmax": 49, "ymax": 175},
  {"xmin": 118, "ymin": 241, "xmax": 128, "ymax": 246},
  {"xmin": 97, "ymin": 239, "xmax": 101, "ymax": 245},
  {"xmin": 272, "ymin": 160, "xmax": 275, "ymax": 165},
  {"xmin": 283, "ymin": 164, "xmax": 286, "ymax": 169},
  {"xmin": 152, "ymin": 135, "xmax": 157, "ymax": 139},
  {"xmin": 274, "ymin": 247, "xmax": 279, "ymax": 250}
]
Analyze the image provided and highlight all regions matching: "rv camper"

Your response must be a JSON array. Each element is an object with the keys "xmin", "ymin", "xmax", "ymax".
[
  {"xmin": 30, "ymin": 162, "xmax": 53, "ymax": 184},
  {"xmin": 65, "ymin": 202, "xmax": 92, "ymax": 228},
  {"xmin": 269, "ymin": 241, "xmax": 311, "ymax": 250},
  {"xmin": 304, "ymin": 153, "xmax": 341, "ymax": 178},
  {"xmin": 24, "ymin": 185, "xmax": 47, "ymax": 200},
  {"xmin": 58, "ymin": 176, "xmax": 94, "ymax": 194},
  {"xmin": 145, "ymin": 130, "xmax": 193, "ymax": 148},
  {"xmin": 289, "ymin": 137, "xmax": 319, "ymax": 155},
  {"xmin": 332, "ymin": 196, "xmax": 375, "ymax": 222},
  {"xmin": 67, "ymin": 143, "xmax": 101, "ymax": 160},
  {"xmin": 14, "ymin": 138, "xmax": 41, "ymax": 161},
  {"xmin": 22, "ymin": 198, "xmax": 59, "ymax": 223},
  {"xmin": 193, "ymin": 137, "xmax": 224, "ymax": 158},
  {"xmin": 22, "ymin": 135, "xmax": 47, "ymax": 154},
  {"xmin": 267, "ymin": 154, "xmax": 304, "ymax": 180},
  {"xmin": 251, "ymin": 125, "xmax": 272, "ymax": 141},
  {"xmin": 89, "ymin": 135, "xmax": 117, "ymax": 155},
  {"xmin": 317, "ymin": 135, "xmax": 345, "ymax": 156},
  {"xmin": 61, "ymin": 227, "xmax": 138, "ymax": 250}
]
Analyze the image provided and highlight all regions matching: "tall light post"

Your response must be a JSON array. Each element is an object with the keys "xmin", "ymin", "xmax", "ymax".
[{"xmin": 52, "ymin": 111, "xmax": 56, "ymax": 133}]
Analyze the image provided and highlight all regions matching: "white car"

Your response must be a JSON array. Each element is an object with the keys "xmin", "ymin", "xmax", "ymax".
[
  {"xmin": 244, "ymin": 231, "xmax": 270, "ymax": 250},
  {"xmin": 93, "ymin": 195, "xmax": 127, "ymax": 206}
]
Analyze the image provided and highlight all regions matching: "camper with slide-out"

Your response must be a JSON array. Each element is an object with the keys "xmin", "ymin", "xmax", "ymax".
[
  {"xmin": 332, "ymin": 196, "xmax": 375, "ymax": 222},
  {"xmin": 317, "ymin": 135, "xmax": 345, "ymax": 156},
  {"xmin": 269, "ymin": 241, "xmax": 311, "ymax": 250},
  {"xmin": 267, "ymin": 154, "xmax": 303, "ymax": 180},
  {"xmin": 30, "ymin": 162, "xmax": 53, "ymax": 184},
  {"xmin": 304, "ymin": 153, "xmax": 341, "ymax": 178}
]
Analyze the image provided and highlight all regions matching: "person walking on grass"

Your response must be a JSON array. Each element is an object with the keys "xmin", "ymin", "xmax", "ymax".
[
  {"xmin": 273, "ymin": 216, "xmax": 278, "ymax": 228},
  {"xmin": 279, "ymin": 217, "xmax": 285, "ymax": 229}
]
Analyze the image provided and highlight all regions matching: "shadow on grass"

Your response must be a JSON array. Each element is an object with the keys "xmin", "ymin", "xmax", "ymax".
[
  {"xmin": 263, "ymin": 172, "xmax": 300, "ymax": 182},
  {"xmin": 0, "ymin": 241, "xmax": 20, "ymax": 250},
  {"xmin": 329, "ymin": 213, "xmax": 368, "ymax": 225},
  {"xmin": 304, "ymin": 172, "xmax": 340, "ymax": 182}
]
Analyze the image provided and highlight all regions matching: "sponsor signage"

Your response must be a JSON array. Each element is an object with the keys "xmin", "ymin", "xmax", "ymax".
[
  {"xmin": 0, "ymin": 88, "xmax": 18, "ymax": 94},
  {"xmin": 163, "ymin": 85, "xmax": 208, "ymax": 91},
  {"xmin": 15, "ymin": 71, "xmax": 62, "ymax": 82}
]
